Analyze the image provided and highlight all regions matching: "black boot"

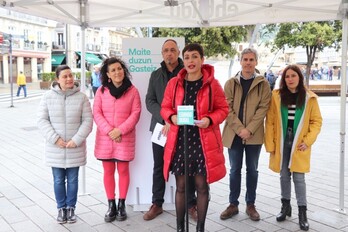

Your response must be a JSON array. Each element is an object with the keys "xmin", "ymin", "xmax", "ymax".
[
  {"xmin": 196, "ymin": 221, "xmax": 205, "ymax": 232},
  {"xmin": 298, "ymin": 206, "xmax": 309, "ymax": 231},
  {"xmin": 276, "ymin": 198, "xmax": 292, "ymax": 221},
  {"xmin": 104, "ymin": 199, "xmax": 117, "ymax": 222},
  {"xmin": 67, "ymin": 207, "xmax": 76, "ymax": 223},
  {"xmin": 177, "ymin": 219, "xmax": 185, "ymax": 232},
  {"xmin": 116, "ymin": 199, "xmax": 127, "ymax": 221},
  {"xmin": 57, "ymin": 208, "xmax": 67, "ymax": 224}
]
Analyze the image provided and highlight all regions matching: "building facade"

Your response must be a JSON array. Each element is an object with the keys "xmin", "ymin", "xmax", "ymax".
[
  {"xmin": 52, "ymin": 24, "xmax": 135, "ymax": 72},
  {"xmin": 0, "ymin": 9, "xmax": 136, "ymax": 84},
  {"xmin": 0, "ymin": 8, "xmax": 56, "ymax": 84}
]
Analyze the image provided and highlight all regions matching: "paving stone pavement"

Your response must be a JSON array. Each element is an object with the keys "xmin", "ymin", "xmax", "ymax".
[{"xmin": 0, "ymin": 94, "xmax": 347, "ymax": 232}]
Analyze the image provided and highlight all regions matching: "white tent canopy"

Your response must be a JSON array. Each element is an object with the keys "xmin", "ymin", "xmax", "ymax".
[
  {"xmin": 0, "ymin": 0, "xmax": 342, "ymax": 28},
  {"xmin": 1, "ymin": 0, "xmax": 346, "ymax": 213}
]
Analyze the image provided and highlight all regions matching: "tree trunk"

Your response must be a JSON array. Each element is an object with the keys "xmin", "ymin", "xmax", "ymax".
[
  {"xmin": 306, "ymin": 46, "xmax": 311, "ymax": 87},
  {"xmin": 306, "ymin": 45, "xmax": 317, "ymax": 87}
]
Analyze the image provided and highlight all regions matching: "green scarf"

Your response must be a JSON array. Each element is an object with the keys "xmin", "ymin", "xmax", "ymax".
[{"xmin": 280, "ymin": 103, "xmax": 304, "ymax": 140}]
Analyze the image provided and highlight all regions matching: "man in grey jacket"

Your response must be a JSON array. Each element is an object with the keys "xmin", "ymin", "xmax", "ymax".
[{"xmin": 143, "ymin": 39, "xmax": 197, "ymax": 221}]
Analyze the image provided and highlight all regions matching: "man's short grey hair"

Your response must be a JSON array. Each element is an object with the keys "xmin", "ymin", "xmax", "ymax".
[{"xmin": 241, "ymin": 47, "xmax": 258, "ymax": 61}]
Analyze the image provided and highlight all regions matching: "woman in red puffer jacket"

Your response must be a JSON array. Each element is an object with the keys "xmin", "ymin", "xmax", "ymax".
[{"xmin": 160, "ymin": 43, "xmax": 228, "ymax": 232}]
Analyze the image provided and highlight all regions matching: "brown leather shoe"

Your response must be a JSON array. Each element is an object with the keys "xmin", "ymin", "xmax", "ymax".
[
  {"xmin": 220, "ymin": 204, "xmax": 239, "ymax": 220},
  {"xmin": 143, "ymin": 204, "xmax": 163, "ymax": 220},
  {"xmin": 188, "ymin": 206, "xmax": 198, "ymax": 221},
  {"xmin": 246, "ymin": 204, "xmax": 260, "ymax": 221}
]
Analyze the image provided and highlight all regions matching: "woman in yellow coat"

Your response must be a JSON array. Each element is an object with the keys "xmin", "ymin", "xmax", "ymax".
[{"xmin": 264, "ymin": 65, "xmax": 322, "ymax": 231}]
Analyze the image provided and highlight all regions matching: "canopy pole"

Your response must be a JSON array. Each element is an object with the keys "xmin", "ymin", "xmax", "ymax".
[
  {"xmin": 80, "ymin": 28, "xmax": 86, "ymax": 92},
  {"xmin": 249, "ymin": 24, "xmax": 261, "ymax": 47},
  {"xmin": 79, "ymin": 27, "xmax": 87, "ymax": 196},
  {"xmin": 266, "ymin": 49, "xmax": 282, "ymax": 73},
  {"xmin": 80, "ymin": 0, "xmax": 87, "ymax": 93},
  {"xmin": 338, "ymin": 0, "xmax": 347, "ymax": 214},
  {"xmin": 135, "ymin": 27, "xmax": 144, "ymax": 38},
  {"xmin": 79, "ymin": 0, "xmax": 87, "ymax": 196}
]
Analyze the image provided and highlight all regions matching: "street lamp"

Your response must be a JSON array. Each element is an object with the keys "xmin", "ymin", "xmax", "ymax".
[
  {"xmin": 0, "ymin": 32, "xmax": 14, "ymax": 107},
  {"xmin": 8, "ymin": 33, "xmax": 14, "ymax": 107}
]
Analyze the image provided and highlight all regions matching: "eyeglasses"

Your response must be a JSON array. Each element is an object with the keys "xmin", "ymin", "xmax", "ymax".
[{"xmin": 162, "ymin": 48, "xmax": 177, "ymax": 54}]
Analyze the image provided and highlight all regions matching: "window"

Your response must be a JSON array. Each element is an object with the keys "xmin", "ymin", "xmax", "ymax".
[
  {"xmin": 24, "ymin": 29, "xmax": 29, "ymax": 41},
  {"xmin": 37, "ymin": 31, "xmax": 43, "ymax": 49},
  {"xmin": 37, "ymin": 31, "xmax": 42, "ymax": 43},
  {"xmin": 24, "ymin": 29, "xmax": 30, "ymax": 49},
  {"xmin": 8, "ymin": 26, "xmax": 15, "ymax": 32},
  {"xmin": 58, "ymin": 32, "xmax": 64, "ymax": 46}
]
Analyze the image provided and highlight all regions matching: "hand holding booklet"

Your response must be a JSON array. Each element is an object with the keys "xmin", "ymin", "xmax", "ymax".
[{"xmin": 151, "ymin": 123, "xmax": 167, "ymax": 147}]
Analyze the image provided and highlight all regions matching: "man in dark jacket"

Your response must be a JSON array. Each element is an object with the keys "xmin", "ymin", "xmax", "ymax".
[
  {"xmin": 266, "ymin": 70, "xmax": 276, "ymax": 90},
  {"xmin": 143, "ymin": 39, "xmax": 197, "ymax": 221}
]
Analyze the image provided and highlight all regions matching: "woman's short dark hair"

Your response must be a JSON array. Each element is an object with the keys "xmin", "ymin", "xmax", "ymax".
[
  {"xmin": 280, "ymin": 64, "xmax": 306, "ymax": 108},
  {"xmin": 55, "ymin": 65, "xmax": 71, "ymax": 78},
  {"xmin": 100, "ymin": 57, "xmax": 132, "ymax": 92},
  {"xmin": 182, "ymin": 43, "xmax": 204, "ymax": 58}
]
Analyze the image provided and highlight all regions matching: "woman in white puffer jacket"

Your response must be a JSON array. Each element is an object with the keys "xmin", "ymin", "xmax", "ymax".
[{"xmin": 37, "ymin": 65, "xmax": 93, "ymax": 224}]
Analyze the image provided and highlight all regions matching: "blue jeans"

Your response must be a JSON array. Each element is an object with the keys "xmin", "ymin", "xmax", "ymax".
[
  {"xmin": 228, "ymin": 137, "xmax": 261, "ymax": 206},
  {"xmin": 16, "ymin": 85, "xmax": 27, "ymax": 97},
  {"xmin": 52, "ymin": 167, "xmax": 79, "ymax": 209}
]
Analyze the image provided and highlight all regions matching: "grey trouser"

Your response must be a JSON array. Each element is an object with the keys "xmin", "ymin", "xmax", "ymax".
[{"xmin": 280, "ymin": 127, "xmax": 307, "ymax": 206}]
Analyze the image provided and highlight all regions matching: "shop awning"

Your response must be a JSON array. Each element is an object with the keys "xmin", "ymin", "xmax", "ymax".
[
  {"xmin": 76, "ymin": 52, "xmax": 102, "ymax": 65},
  {"xmin": 51, "ymin": 54, "xmax": 65, "ymax": 66}
]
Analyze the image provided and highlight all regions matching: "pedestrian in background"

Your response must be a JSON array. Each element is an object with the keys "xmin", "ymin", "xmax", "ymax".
[
  {"xmin": 93, "ymin": 57, "xmax": 141, "ymax": 222},
  {"xmin": 91, "ymin": 65, "xmax": 102, "ymax": 96},
  {"xmin": 220, "ymin": 47, "xmax": 271, "ymax": 222},
  {"xmin": 37, "ymin": 65, "xmax": 93, "ymax": 224},
  {"xmin": 266, "ymin": 69, "xmax": 276, "ymax": 90},
  {"xmin": 328, "ymin": 67, "xmax": 333, "ymax": 81},
  {"xmin": 16, "ymin": 71, "xmax": 27, "ymax": 97},
  {"xmin": 265, "ymin": 65, "xmax": 322, "ymax": 231},
  {"xmin": 161, "ymin": 43, "xmax": 228, "ymax": 232}
]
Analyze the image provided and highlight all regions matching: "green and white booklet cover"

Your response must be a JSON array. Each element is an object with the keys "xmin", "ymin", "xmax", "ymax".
[{"xmin": 177, "ymin": 105, "xmax": 194, "ymax": 125}]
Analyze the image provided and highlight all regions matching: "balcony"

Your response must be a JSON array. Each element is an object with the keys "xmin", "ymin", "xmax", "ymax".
[
  {"xmin": 23, "ymin": 40, "xmax": 34, "ymax": 50},
  {"xmin": 37, "ymin": 42, "xmax": 48, "ymax": 51},
  {"xmin": 52, "ymin": 42, "xmax": 65, "ymax": 50},
  {"xmin": 86, "ymin": 44, "xmax": 101, "ymax": 52}
]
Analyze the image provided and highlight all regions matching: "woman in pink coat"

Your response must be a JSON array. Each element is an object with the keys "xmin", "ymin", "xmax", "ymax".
[
  {"xmin": 161, "ymin": 43, "xmax": 228, "ymax": 232},
  {"xmin": 93, "ymin": 57, "xmax": 141, "ymax": 222}
]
